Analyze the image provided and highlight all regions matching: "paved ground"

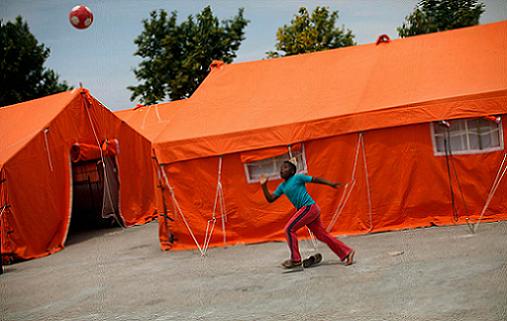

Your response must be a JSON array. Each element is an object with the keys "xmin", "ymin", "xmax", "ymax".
[{"xmin": 1, "ymin": 221, "xmax": 506, "ymax": 321}]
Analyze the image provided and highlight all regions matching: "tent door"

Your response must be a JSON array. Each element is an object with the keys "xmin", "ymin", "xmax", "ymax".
[
  {"xmin": 70, "ymin": 156, "xmax": 122, "ymax": 233},
  {"xmin": 100, "ymin": 157, "xmax": 122, "ymax": 226}
]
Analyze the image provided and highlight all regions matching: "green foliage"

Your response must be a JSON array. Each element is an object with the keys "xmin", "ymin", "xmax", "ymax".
[
  {"xmin": 0, "ymin": 16, "xmax": 71, "ymax": 107},
  {"xmin": 398, "ymin": 0, "xmax": 485, "ymax": 37},
  {"xmin": 129, "ymin": 6, "xmax": 249, "ymax": 104},
  {"xmin": 267, "ymin": 6, "xmax": 355, "ymax": 58}
]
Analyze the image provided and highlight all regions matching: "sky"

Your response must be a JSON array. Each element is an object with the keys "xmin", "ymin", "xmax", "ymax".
[{"xmin": 1, "ymin": 0, "xmax": 506, "ymax": 110}]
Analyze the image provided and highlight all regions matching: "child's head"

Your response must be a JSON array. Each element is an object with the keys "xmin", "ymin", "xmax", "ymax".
[{"xmin": 280, "ymin": 158, "xmax": 297, "ymax": 179}]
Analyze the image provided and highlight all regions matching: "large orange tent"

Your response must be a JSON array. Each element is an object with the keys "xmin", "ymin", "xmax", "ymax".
[
  {"xmin": 0, "ymin": 89, "xmax": 157, "ymax": 261},
  {"xmin": 119, "ymin": 21, "xmax": 507, "ymax": 253}
]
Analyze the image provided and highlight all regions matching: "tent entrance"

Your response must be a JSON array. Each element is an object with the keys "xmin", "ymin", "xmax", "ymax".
[{"xmin": 69, "ymin": 156, "xmax": 122, "ymax": 234}]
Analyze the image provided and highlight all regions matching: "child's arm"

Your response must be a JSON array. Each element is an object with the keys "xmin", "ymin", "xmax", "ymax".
[
  {"xmin": 260, "ymin": 176, "xmax": 280, "ymax": 203},
  {"xmin": 311, "ymin": 176, "xmax": 343, "ymax": 189}
]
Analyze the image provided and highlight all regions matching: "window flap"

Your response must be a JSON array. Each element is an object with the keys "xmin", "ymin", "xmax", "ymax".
[{"xmin": 240, "ymin": 144, "xmax": 302, "ymax": 164}]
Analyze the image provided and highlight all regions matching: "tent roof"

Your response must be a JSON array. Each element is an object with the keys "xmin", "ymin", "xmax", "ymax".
[
  {"xmin": 114, "ymin": 99, "xmax": 189, "ymax": 142},
  {"xmin": 135, "ymin": 21, "xmax": 507, "ymax": 164},
  {"xmin": 0, "ymin": 90, "xmax": 80, "ymax": 167}
]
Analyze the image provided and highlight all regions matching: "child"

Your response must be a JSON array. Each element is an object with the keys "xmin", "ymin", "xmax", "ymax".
[{"xmin": 260, "ymin": 158, "xmax": 355, "ymax": 268}]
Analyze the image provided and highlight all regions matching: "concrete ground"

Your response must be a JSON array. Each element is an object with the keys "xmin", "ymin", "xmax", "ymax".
[{"xmin": 1, "ymin": 221, "xmax": 506, "ymax": 321}]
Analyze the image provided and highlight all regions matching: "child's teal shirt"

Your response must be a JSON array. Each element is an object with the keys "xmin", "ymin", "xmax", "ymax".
[{"xmin": 273, "ymin": 174, "xmax": 315, "ymax": 209}]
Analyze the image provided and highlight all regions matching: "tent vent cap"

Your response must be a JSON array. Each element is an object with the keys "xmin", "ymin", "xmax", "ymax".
[
  {"xmin": 376, "ymin": 34, "xmax": 391, "ymax": 45},
  {"xmin": 210, "ymin": 60, "xmax": 225, "ymax": 70}
]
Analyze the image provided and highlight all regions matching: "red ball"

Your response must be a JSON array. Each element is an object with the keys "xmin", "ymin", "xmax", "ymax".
[{"xmin": 69, "ymin": 5, "xmax": 93, "ymax": 29}]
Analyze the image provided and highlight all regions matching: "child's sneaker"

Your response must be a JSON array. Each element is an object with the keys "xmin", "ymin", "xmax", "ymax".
[
  {"xmin": 303, "ymin": 253, "xmax": 322, "ymax": 268},
  {"xmin": 281, "ymin": 259, "xmax": 302, "ymax": 269}
]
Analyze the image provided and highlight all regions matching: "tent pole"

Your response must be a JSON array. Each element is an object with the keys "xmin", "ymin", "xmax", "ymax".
[
  {"xmin": 0, "ymin": 204, "xmax": 9, "ymax": 275},
  {"xmin": 444, "ymin": 127, "xmax": 459, "ymax": 223},
  {"xmin": 152, "ymin": 155, "xmax": 175, "ymax": 246}
]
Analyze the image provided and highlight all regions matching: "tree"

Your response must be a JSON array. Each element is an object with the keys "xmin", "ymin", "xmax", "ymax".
[
  {"xmin": 398, "ymin": 0, "xmax": 485, "ymax": 37},
  {"xmin": 266, "ymin": 6, "xmax": 355, "ymax": 58},
  {"xmin": 129, "ymin": 6, "xmax": 248, "ymax": 104},
  {"xmin": 1, "ymin": 16, "xmax": 71, "ymax": 107}
]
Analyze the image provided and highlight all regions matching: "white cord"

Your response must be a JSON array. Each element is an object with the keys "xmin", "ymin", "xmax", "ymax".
[
  {"xmin": 327, "ymin": 133, "xmax": 362, "ymax": 232},
  {"xmin": 0, "ymin": 204, "xmax": 7, "ymax": 218},
  {"xmin": 154, "ymin": 105, "xmax": 162, "ymax": 122},
  {"xmin": 160, "ymin": 157, "xmax": 228, "ymax": 256},
  {"xmin": 43, "ymin": 128, "xmax": 54, "ymax": 172},
  {"xmin": 473, "ymin": 153, "xmax": 507, "ymax": 233},
  {"xmin": 83, "ymin": 94, "xmax": 122, "ymax": 228},
  {"xmin": 160, "ymin": 165, "xmax": 204, "ymax": 256},
  {"xmin": 360, "ymin": 134, "xmax": 373, "ymax": 231},
  {"xmin": 202, "ymin": 156, "xmax": 227, "ymax": 254},
  {"xmin": 141, "ymin": 105, "xmax": 151, "ymax": 129}
]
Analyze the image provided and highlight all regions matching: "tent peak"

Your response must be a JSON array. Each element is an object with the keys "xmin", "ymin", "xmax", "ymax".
[
  {"xmin": 376, "ymin": 34, "xmax": 391, "ymax": 45},
  {"xmin": 210, "ymin": 60, "xmax": 225, "ymax": 70}
]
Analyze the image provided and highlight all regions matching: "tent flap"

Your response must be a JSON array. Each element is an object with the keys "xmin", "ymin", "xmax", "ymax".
[
  {"xmin": 240, "ymin": 144, "xmax": 302, "ymax": 163},
  {"xmin": 70, "ymin": 139, "xmax": 119, "ymax": 163}
]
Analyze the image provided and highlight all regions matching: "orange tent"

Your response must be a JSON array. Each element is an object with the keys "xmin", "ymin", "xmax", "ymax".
[
  {"xmin": 0, "ymin": 89, "xmax": 157, "ymax": 261},
  {"xmin": 119, "ymin": 21, "xmax": 507, "ymax": 253},
  {"xmin": 114, "ymin": 100, "xmax": 189, "ymax": 142}
]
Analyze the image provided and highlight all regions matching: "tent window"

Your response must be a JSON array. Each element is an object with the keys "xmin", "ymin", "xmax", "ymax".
[
  {"xmin": 244, "ymin": 147, "xmax": 308, "ymax": 183},
  {"xmin": 431, "ymin": 117, "xmax": 504, "ymax": 156}
]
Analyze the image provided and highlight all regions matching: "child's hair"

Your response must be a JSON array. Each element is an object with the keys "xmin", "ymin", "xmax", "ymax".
[{"xmin": 283, "ymin": 160, "xmax": 297, "ymax": 175}]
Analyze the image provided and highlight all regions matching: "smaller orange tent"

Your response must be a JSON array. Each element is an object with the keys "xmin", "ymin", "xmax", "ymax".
[{"xmin": 0, "ymin": 89, "xmax": 157, "ymax": 261}]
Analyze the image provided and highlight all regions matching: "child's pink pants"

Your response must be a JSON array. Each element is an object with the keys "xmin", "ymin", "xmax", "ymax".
[{"xmin": 284, "ymin": 203, "xmax": 352, "ymax": 263}]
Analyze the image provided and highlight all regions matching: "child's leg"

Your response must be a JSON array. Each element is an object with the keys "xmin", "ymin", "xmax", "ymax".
[
  {"xmin": 284, "ymin": 205, "xmax": 319, "ymax": 263},
  {"xmin": 307, "ymin": 216, "xmax": 353, "ymax": 261}
]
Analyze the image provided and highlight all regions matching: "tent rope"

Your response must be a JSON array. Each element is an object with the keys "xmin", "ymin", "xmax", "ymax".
[
  {"xmin": 160, "ymin": 157, "xmax": 228, "ymax": 256},
  {"xmin": 287, "ymin": 144, "xmax": 293, "ymax": 159},
  {"xmin": 160, "ymin": 165, "xmax": 205, "ymax": 256},
  {"xmin": 327, "ymin": 133, "xmax": 362, "ymax": 232},
  {"xmin": 140, "ymin": 105, "xmax": 151, "ymax": 129},
  {"xmin": 448, "ymin": 147, "xmax": 472, "ymax": 226},
  {"xmin": 153, "ymin": 155, "xmax": 176, "ymax": 249},
  {"xmin": 443, "ymin": 128, "xmax": 460, "ymax": 222},
  {"xmin": 83, "ymin": 94, "xmax": 124, "ymax": 229},
  {"xmin": 43, "ymin": 128, "xmax": 54, "ymax": 172},
  {"xmin": 203, "ymin": 156, "xmax": 227, "ymax": 255},
  {"xmin": 154, "ymin": 105, "xmax": 162, "ymax": 122},
  {"xmin": 441, "ymin": 121, "xmax": 477, "ymax": 229},
  {"xmin": 0, "ymin": 204, "xmax": 8, "ymax": 218},
  {"xmin": 360, "ymin": 134, "xmax": 373, "ymax": 232},
  {"xmin": 471, "ymin": 153, "xmax": 507, "ymax": 233},
  {"xmin": 289, "ymin": 144, "xmax": 319, "ymax": 252}
]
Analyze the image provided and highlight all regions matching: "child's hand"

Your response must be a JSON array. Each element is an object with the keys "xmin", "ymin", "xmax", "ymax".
[
  {"xmin": 331, "ymin": 182, "xmax": 342, "ymax": 189},
  {"xmin": 259, "ymin": 175, "xmax": 268, "ymax": 185}
]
